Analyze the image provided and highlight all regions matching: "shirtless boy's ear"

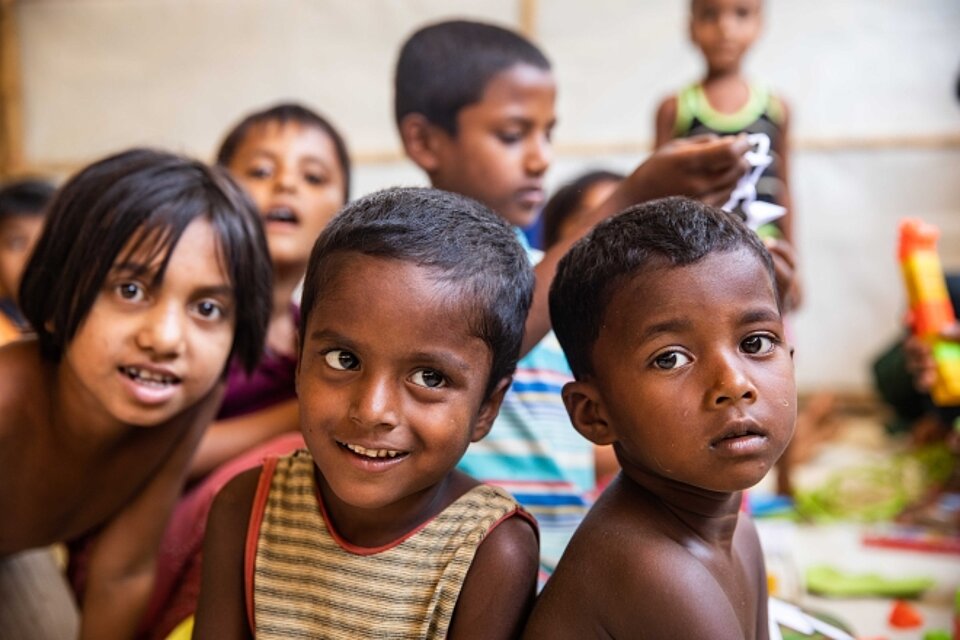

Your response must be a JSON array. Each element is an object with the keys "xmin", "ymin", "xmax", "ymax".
[
  {"xmin": 470, "ymin": 377, "xmax": 511, "ymax": 443},
  {"xmin": 398, "ymin": 113, "xmax": 444, "ymax": 173},
  {"xmin": 561, "ymin": 380, "xmax": 616, "ymax": 445}
]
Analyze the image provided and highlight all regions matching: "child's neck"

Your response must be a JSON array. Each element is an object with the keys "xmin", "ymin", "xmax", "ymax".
[
  {"xmin": 268, "ymin": 265, "xmax": 305, "ymax": 355},
  {"xmin": 315, "ymin": 468, "xmax": 474, "ymax": 548},
  {"xmin": 700, "ymin": 68, "xmax": 750, "ymax": 114},
  {"xmin": 620, "ymin": 467, "xmax": 743, "ymax": 545}
]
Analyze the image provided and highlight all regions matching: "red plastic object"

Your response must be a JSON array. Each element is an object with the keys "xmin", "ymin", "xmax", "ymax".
[{"xmin": 888, "ymin": 599, "xmax": 924, "ymax": 628}]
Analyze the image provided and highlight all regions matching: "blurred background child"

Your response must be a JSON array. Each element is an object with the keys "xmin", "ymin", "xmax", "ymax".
[
  {"xmin": 655, "ymin": 0, "xmax": 794, "ymax": 247},
  {"xmin": 0, "ymin": 178, "xmax": 55, "ymax": 344}
]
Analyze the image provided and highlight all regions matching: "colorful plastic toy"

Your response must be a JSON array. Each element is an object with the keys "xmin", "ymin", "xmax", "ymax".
[{"xmin": 898, "ymin": 218, "xmax": 960, "ymax": 405}]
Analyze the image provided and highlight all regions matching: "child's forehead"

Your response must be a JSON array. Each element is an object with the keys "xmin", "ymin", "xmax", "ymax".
[
  {"xmin": 606, "ymin": 250, "xmax": 777, "ymax": 321},
  {"xmin": 471, "ymin": 63, "xmax": 557, "ymax": 111},
  {"xmin": 112, "ymin": 218, "xmax": 229, "ymax": 280}
]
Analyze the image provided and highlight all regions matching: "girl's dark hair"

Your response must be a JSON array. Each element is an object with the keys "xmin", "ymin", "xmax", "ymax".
[
  {"xmin": 550, "ymin": 196, "xmax": 777, "ymax": 380},
  {"xmin": 215, "ymin": 102, "xmax": 351, "ymax": 202},
  {"xmin": 19, "ymin": 147, "xmax": 272, "ymax": 373},
  {"xmin": 540, "ymin": 170, "xmax": 624, "ymax": 249},
  {"xmin": 301, "ymin": 187, "xmax": 534, "ymax": 398}
]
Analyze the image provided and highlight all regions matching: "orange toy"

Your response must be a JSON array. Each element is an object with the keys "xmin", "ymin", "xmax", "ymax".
[{"xmin": 898, "ymin": 218, "xmax": 960, "ymax": 405}]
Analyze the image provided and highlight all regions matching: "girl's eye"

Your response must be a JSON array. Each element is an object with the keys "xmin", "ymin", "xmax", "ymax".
[
  {"xmin": 411, "ymin": 369, "xmax": 446, "ymax": 389},
  {"xmin": 304, "ymin": 172, "xmax": 328, "ymax": 186},
  {"xmin": 497, "ymin": 131, "xmax": 523, "ymax": 144},
  {"xmin": 653, "ymin": 350, "xmax": 691, "ymax": 370},
  {"xmin": 742, "ymin": 334, "xmax": 776, "ymax": 355},
  {"xmin": 324, "ymin": 349, "xmax": 359, "ymax": 371},
  {"xmin": 194, "ymin": 300, "xmax": 226, "ymax": 320},
  {"xmin": 116, "ymin": 282, "xmax": 145, "ymax": 302}
]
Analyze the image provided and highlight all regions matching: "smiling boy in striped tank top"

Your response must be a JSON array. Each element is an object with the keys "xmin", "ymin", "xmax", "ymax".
[{"xmin": 194, "ymin": 187, "xmax": 540, "ymax": 639}]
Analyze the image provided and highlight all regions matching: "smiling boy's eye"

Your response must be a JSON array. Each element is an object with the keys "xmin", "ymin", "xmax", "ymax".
[
  {"xmin": 324, "ymin": 349, "xmax": 359, "ymax": 371},
  {"xmin": 116, "ymin": 282, "xmax": 145, "ymax": 302},
  {"xmin": 653, "ymin": 350, "xmax": 691, "ymax": 370},
  {"xmin": 411, "ymin": 369, "xmax": 446, "ymax": 389},
  {"xmin": 741, "ymin": 334, "xmax": 775, "ymax": 355}
]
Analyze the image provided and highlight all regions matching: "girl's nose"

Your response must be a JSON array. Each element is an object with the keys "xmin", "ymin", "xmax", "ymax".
[{"xmin": 136, "ymin": 302, "xmax": 186, "ymax": 357}]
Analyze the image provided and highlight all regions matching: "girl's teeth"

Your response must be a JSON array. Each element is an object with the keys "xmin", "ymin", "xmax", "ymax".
[{"xmin": 123, "ymin": 366, "xmax": 176, "ymax": 385}]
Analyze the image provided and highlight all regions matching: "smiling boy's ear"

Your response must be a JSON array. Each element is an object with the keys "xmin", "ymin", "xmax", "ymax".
[
  {"xmin": 398, "ymin": 113, "xmax": 445, "ymax": 174},
  {"xmin": 470, "ymin": 377, "xmax": 512, "ymax": 443},
  {"xmin": 562, "ymin": 380, "xmax": 617, "ymax": 446}
]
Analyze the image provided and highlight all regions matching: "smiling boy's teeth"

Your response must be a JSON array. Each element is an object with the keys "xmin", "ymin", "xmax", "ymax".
[{"xmin": 344, "ymin": 443, "xmax": 402, "ymax": 459}]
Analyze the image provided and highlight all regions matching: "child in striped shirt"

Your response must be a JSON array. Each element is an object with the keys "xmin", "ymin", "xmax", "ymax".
[{"xmin": 194, "ymin": 187, "xmax": 540, "ymax": 639}]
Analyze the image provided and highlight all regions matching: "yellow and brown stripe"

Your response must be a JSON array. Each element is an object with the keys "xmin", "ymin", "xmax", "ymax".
[{"xmin": 249, "ymin": 449, "xmax": 531, "ymax": 639}]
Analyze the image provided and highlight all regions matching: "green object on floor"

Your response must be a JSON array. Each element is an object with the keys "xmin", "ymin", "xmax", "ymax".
[
  {"xmin": 805, "ymin": 565, "xmax": 935, "ymax": 598},
  {"xmin": 922, "ymin": 629, "xmax": 950, "ymax": 640}
]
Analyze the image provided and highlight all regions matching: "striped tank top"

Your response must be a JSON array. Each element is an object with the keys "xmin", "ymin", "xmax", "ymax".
[{"xmin": 245, "ymin": 449, "xmax": 535, "ymax": 638}]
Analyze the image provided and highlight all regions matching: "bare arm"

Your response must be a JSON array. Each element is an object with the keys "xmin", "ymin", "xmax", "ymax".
[
  {"xmin": 654, "ymin": 96, "xmax": 678, "ymax": 149},
  {"xmin": 448, "ymin": 515, "xmax": 539, "ymax": 640},
  {"xmin": 521, "ymin": 135, "xmax": 749, "ymax": 355},
  {"xmin": 188, "ymin": 398, "xmax": 298, "ymax": 481},
  {"xmin": 78, "ymin": 387, "xmax": 221, "ymax": 640},
  {"xmin": 775, "ymin": 98, "xmax": 794, "ymax": 245},
  {"xmin": 192, "ymin": 467, "xmax": 259, "ymax": 640}
]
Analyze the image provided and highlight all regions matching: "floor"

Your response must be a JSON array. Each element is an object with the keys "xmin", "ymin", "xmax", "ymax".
[{"xmin": 753, "ymin": 399, "xmax": 960, "ymax": 639}]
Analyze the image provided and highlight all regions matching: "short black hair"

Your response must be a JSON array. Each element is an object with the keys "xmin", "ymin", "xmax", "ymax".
[
  {"xmin": 550, "ymin": 196, "xmax": 777, "ymax": 380},
  {"xmin": 300, "ymin": 187, "xmax": 533, "ymax": 398},
  {"xmin": 20, "ymin": 147, "xmax": 272, "ymax": 373},
  {"xmin": 215, "ymin": 102, "xmax": 351, "ymax": 202},
  {"xmin": 395, "ymin": 19, "xmax": 552, "ymax": 135},
  {"xmin": 540, "ymin": 170, "xmax": 625, "ymax": 249},
  {"xmin": 0, "ymin": 178, "xmax": 56, "ymax": 220}
]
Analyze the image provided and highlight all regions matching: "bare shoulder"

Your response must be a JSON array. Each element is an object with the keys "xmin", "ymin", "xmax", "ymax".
[
  {"xmin": 211, "ymin": 466, "xmax": 262, "ymax": 526},
  {"xmin": 0, "ymin": 339, "xmax": 48, "ymax": 439},
  {"xmin": 449, "ymin": 509, "xmax": 539, "ymax": 640},
  {"xmin": 526, "ymin": 487, "xmax": 754, "ymax": 639}
]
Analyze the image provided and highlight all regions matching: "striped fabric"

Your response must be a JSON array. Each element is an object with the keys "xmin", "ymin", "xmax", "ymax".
[
  {"xmin": 457, "ymin": 231, "xmax": 594, "ymax": 580},
  {"xmin": 246, "ymin": 450, "xmax": 533, "ymax": 639}
]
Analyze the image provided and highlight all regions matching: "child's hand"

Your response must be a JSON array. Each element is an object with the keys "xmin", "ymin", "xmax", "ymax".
[
  {"xmin": 764, "ymin": 237, "xmax": 802, "ymax": 313},
  {"xmin": 626, "ymin": 134, "xmax": 750, "ymax": 206},
  {"xmin": 904, "ymin": 323, "xmax": 960, "ymax": 393}
]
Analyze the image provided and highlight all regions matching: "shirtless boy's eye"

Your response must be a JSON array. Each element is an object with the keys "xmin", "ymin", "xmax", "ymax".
[
  {"xmin": 652, "ymin": 350, "xmax": 691, "ymax": 370},
  {"xmin": 324, "ymin": 349, "xmax": 359, "ymax": 371},
  {"xmin": 411, "ymin": 368, "xmax": 446, "ymax": 389},
  {"xmin": 741, "ymin": 334, "xmax": 775, "ymax": 355}
]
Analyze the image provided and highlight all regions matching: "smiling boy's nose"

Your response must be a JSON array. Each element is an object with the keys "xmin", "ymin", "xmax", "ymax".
[{"xmin": 349, "ymin": 374, "xmax": 401, "ymax": 429}]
